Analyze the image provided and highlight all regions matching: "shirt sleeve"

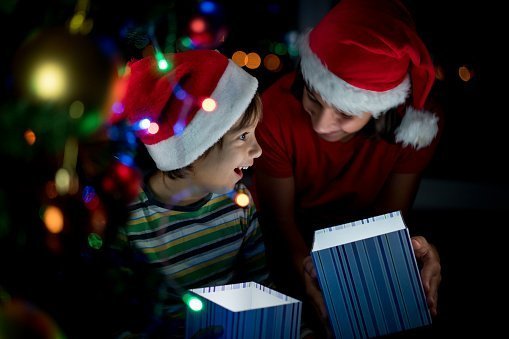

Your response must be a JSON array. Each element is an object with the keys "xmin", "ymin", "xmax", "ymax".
[{"xmin": 254, "ymin": 79, "xmax": 297, "ymax": 178}]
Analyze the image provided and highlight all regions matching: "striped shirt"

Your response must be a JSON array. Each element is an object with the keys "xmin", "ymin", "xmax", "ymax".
[{"xmin": 116, "ymin": 182, "xmax": 269, "ymax": 320}]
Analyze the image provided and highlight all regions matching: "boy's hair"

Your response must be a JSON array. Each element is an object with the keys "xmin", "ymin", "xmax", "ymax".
[{"xmin": 164, "ymin": 93, "xmax": 262, "ymax": 179}]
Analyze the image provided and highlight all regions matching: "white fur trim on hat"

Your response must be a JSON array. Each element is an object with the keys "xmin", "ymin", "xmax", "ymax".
[
  {"xmin": 146, "ymin": 59, "xmax": 258, "ymax": 171},
  {"xmin": 395, "ymin": 107, "xmax": 439, "ymax": 150},
  {"xmin": 298, "ymin": 32, "xmax": 410, "ymax": 118}
]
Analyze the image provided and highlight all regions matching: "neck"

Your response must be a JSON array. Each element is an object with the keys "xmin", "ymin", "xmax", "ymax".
[{"xmin": 148, "ymin": 171, "xmax": 209, "ymax": 206}]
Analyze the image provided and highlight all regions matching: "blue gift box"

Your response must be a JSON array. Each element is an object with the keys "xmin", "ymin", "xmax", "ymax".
[
  {"xmin": 311, "ymin": 211, "xmax": 432, "ymax": 338},
  {"xmin": 185, "ymin": 282, "xmax": 302, "ymax": 339}
]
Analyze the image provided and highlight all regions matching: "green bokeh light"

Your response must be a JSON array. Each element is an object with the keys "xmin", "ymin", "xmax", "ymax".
[
  {"xmin": 87, "ymin": 232, "xmax": 103, "ymax": 250},
  {"xmin": 182, "ymin": 293, "xmax": 203, "ymax": 312}
]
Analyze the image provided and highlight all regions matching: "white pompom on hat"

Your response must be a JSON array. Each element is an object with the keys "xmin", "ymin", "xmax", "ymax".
[
  {"xmin": 299, "ymin": 0, "xmax": 439, "ymax": 149},
  {"xmin": 122, "ymin": 50, "xmax": 258, "ymax": 170}
]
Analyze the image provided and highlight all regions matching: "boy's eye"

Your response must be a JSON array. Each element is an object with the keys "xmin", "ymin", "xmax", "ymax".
[{"xmin": 239, "ymin": 132, "xmax": 248, "ymax": 141}]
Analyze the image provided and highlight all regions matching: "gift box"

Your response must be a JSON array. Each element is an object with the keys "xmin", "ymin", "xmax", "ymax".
[
  {"xmin": 185, "ymin": 281, "xmax": 301, "ymax": 339},
  {"xmin": 311, "ymin": 211, "xmax": 432, "ymax": 338}
]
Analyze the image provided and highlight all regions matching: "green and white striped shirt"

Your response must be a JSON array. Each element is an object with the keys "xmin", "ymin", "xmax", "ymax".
[{"xmin": 116, "ymin": 182, "xmax": 269, "ymax": 319}]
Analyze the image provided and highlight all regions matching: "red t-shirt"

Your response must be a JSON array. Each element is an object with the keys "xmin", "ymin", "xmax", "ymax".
[{"xmin": 254, "ymin": 72, "xmax": 442, "ymax": 224}]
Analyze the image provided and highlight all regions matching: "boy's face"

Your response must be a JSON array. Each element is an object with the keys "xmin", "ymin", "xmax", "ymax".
[{"xmin": 190, "ymin": 117, "xmax": 262, "ymax": 194}]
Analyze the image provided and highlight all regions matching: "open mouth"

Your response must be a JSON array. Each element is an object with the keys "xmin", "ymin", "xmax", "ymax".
[{"xmin": 234, "ymin": 166, "xmax": 249, "ymax": 176}]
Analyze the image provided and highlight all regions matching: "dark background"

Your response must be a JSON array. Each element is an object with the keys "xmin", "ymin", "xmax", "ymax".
[{"xmin": 0, "ymin": 0, "xmax": 500, "ymax": 337}]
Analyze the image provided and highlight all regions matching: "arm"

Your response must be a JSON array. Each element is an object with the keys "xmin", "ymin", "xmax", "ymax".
[
  {"xmin": 373, "ymin": 172, "xmax": 421, "ymax": 218},
  {"xmin": 255, "ymin": 171, "xmax": 328, "ymax": 321},
  {"xmin": 374, "ymin": 172, "xmax": 441, "ymax": 315},
  {"xmin": 255, "ymin": 171, "xmax": 308, "ymax": 277}
]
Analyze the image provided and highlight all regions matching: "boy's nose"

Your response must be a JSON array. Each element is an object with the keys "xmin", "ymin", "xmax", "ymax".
[{"xmin": 250, "ymin": 138, "xmax": 262, "ymax": 158}]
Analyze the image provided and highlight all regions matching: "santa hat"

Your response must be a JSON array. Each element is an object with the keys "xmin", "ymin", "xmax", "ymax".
[
  {"xmin": 299, "ymin": 0, "xmax": 438, "ymax": 149},
  {"xmin": 122, "ymin": 50, "xmax": 258, "ymax": 171}
]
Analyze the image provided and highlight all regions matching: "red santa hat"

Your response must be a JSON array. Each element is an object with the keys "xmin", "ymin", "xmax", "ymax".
[
  {"xmin": 299, "ymin": 0, "xmax": 439, "ymax": 149},
  {"xmin": 122, "ymin": 50, "xmax": 258, "ymax": 171}
]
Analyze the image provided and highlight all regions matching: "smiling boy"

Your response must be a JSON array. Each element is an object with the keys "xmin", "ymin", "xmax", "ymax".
[{"xmin": 115, "ymin": 50, "xmax": 268, "ymax": 336}]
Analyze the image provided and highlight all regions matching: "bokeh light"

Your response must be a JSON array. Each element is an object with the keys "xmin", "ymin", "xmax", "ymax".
[
  {"xmin": 24, "ymin": 129, "xmax": 36, "ymax": 145},
  {"xmin": 245, "ymin": 52, "xmax": 261, "ymax": 69},
  {"xmin": 139, "ymin": 118, "xmax": 151, "ymax": 130},
  {"xmin": 200, "ymin": 1, "xmax": 217, "ymax": 13},
  {"xmin": 190, "ymin": 18, "xmax": 206, "ymax": 33},
  {"xmin": 55, "ymin": 168, "xmax": 71, "ymax": 195},
  {"xmin": 232, "ymin": 51, "xmax": 247, "ymax": 67},
  {"xmin": 234, "ymin": 191, "xmax": 250, "ymax": 207},
  {"xmin": 87, "ymin": 232, "xmax": 103, "ymax": 250},
  {"xmin": 202, "ymin": 98, "xmax": 217, "ymax": 112},
  {"xmin": 148, "ymin": 122, "xmax": 159, "ymax": 134},
  {"xmin": 458, "ymin": 66, "xmax": 472, "ymax": 82},
  {"xmin": 183, "ymin": 293, "xmax": 203, "ymax": 312},
  {"xmin": 69, "ymin": 12, "xmax": 85, "ymax": 32},
  {"xmin": 32, "ymin": 61, "xmax": 67, "ymax": 100},
  {"xmin": 263, "ymin": 54, "xmax": 281, "ymax": 72},
  {"xmin": 69, "ymin": 100, "xmax": 85, "ymax": 119},
  {"xmin": 43, "ymin": 205, "xmax": 64, "ymax": 234}
]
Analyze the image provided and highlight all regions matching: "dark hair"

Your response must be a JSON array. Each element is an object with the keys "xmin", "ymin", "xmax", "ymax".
[
  {"xmin": 163, "ymin": 92, "xmax": 262, "ymax": 179},
  {"xmin": 291, "ymin": 68, "xmax": 402, "ymax": 143}
]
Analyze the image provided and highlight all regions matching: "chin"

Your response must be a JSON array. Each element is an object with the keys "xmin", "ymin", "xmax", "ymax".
[
  {"xmin": 318, "ymin": 131, "xmax": 352, "ymax": 142},
  {"xmin": 318, "ymin": 133, "xmax": 341, "ymax": 142},
  {"xmin": 212, "ymin": 183, "xmax": 236, "ymax": 195}
]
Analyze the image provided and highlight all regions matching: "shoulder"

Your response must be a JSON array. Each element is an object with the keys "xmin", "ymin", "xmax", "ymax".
[
  {"xmin": 258, "ymin": 72, "xmax": 305, "ymax": 133},
  {"xmin": 261, "ymin": 72, "xmax": 300, "ymax": 114}
]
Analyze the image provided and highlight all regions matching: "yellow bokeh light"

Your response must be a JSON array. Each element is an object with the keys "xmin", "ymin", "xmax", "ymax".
[
  {"xmin": 69, "ymin": 12, "xmax": 85, "ymax": 32},
  {"xmin": 202, "ymin": 98, "xmax": 217, "ymax": 112},
  {"xmin": 232, "ymin": 51, "xmax": 248, "ymax": 67},
  {"xmin": 55, "ymin": 168, "xmax": 71, "ymax": 195},
  {"xmin": 246, "ymin": 53, "xmax": 261, "ymax": 69},
  {"xmin": 43, "ymin": 205, "xmax": 64, "ymax": 234},
  {"xmin": 32, "ymin": 61, "xmax": 67, "ymax": 100},
  {"xmin": 234, "ymin": 192, "xmax": 250, "ymax": 207}
]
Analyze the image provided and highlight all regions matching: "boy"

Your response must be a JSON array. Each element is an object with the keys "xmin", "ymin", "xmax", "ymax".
[{"xmin": 114, "ymin": 50, "xmax": 267, "ymax": 337}]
